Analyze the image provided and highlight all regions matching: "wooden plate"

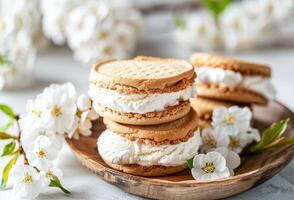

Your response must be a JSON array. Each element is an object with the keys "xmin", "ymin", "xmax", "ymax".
[{"xmin": 66, "ymin": 101, "xmax": 294, "ymax": 200}]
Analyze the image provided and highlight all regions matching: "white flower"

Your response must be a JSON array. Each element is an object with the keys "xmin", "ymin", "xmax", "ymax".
[
  {"xmin": 41, "ymin": 0, "xmax": 82, "ymax": 45},
  {"xmin": 113, "ymin": 23, "xmax": 136, "ymax": 53},
  {"xmin": 227, "ymin": 128, "xmax": 260, "ymax": 153},
  {"xmin": 183, "ymin": 11, "xmax": 222, "ymax": 51},
  {"xmin": 244, "ymin": 0, "xmax": 294, "ymax": 22},
  {"xmin": 200, "ymin": 127, "xmax": 229, "ymax": 153},
  {"xmin": 20, "ymin": 122, "xmax": 62, "ymax": 152},
  {"xmin": 68, "ymin": 110, "xmax": 98, "ymax": 139},
  {"xmin": 220, "ymin": 3, "xmax": 254, "ymax": 51},
  {"xmin": 65, "ymin": 1, "xmax": 104, "ymax": 50},
  {"xmin": 212, "ymin": 106, "xmax": 252, "ymax": 135},
  {"xmin": 40, "ymin": 165, "xmax": 63, "ymax": 186},
  {"xmin": 214, "ymin": 147, "xmax": 240, "ymax": 175},
  {"xmin": 191, "ymin": 151, "xmax": 230, "ymax": 181},
  {"xmin": 41, "ymin": 83, "xmax": 77, "ymax": 134},
  {"xmin": 26, "ymin": 135, "xmax": 59, "ymax": 169},
  {"xmin": 77, "ymin": 94, "xmax": 91, "ymax": 112},
  {"xmin": 10, "ymin": 164, "xmax": 42, "ymax": 199},
  {"xmin": 19, "ymin": 96, "xmax": 49, "ymax": 132}
]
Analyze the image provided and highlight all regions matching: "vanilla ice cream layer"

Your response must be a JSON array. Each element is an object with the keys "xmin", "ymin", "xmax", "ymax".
[
  {"xmin": 88, "ymin": 84, "xmax": 197, "ymax": 114},
  {"xmin": 97, "ymin": 129, "xmax": 202, "ymax": 166},
  {"xmin": 196, "ymin": 67, "xmax": 276, "ymax": 100}
]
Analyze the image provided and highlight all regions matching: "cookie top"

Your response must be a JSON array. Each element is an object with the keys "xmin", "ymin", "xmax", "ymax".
[
  {"xmin": 103, "ymin": 109, "xmax": 198, "ymax": 145},
  {"xmin": 191, "ymin": 53, "xmax": 271, "ymax": 77},
  {"xmin": 90, "ymin": 56, "xmax": 195, "ymax": 91}
]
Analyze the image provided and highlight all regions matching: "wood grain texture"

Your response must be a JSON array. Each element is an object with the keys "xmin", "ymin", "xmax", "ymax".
[{"xmin": 66, "ymin": 101, "xmax": 294, "ymax": 200}]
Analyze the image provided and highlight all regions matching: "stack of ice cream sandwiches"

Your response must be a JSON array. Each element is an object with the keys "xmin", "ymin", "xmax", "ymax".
[
  {"xmin": 89, "ymin": 56, "xmax": 201, "ymax": 176},
  {"xmin": 190, "ymin": 53, "xmax": 276, "ymax": 127}
]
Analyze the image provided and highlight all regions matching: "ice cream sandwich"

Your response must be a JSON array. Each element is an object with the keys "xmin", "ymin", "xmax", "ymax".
[
  {"xmin": 89, "ymin": 56, "xmax": 196, "ymax": 125},
  {"xmin": 97, "ymin": 110, "xmax": 201, "ymax": 176},
  {"xmin": 190, "ymin": 53, "xmax": 276, "ymax": 104}
]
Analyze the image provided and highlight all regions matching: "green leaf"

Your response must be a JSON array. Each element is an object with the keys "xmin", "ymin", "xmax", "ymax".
[
  {"xmin": 201, "ymin": 0, "xmax": 232, "ymax": 18},
  {"xmin": 251, "ymin": 118, "xmax": 289, "ymax": 152},
  {"xmin": 262, "ymin": 137, "xmax": 294, "ymax": 151},
  {"xmin": 173, "ymin": 14, "xmax": 186, "ymax": 30},
  {"xmin": 0, "ymin": 119, "xmax": 14, "ymax": 132},
  {"xmin": 49, "ymin": 175, "xmax": 70, "ymax": 194},
  {"xmin": 0, "ymin": 132, "xmax": 17, "ymax": 140},
  {"xmin": 1, "ymin": 141, "xmax": 16, "ymax": 157},
  {"xmin": 0, "ymin": 104, "xmax": 15, "ymax": 119},
  {"xmin": 187, "ymin": 157, "xmax": 194, "ymax": 169},
  {"xmin": 1, "ymin": 152, "xmax": 19, "ymax": 188}
]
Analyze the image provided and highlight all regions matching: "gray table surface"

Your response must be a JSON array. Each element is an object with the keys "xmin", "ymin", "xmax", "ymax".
[{"xmin": 1, "ymin": 31, "xmax": 294, "ymax": 199}]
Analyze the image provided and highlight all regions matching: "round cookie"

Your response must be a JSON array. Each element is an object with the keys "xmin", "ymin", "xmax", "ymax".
[
  {"xmin": 89, "ymin": 56, "xmax": 196, "ymax": 125},
  {"xmin": 191, "ymin": 53, "xmax": 275, "ymax": 104},
  {"xmin": 105, "ymin": 162, "xmax": 187, "ymax": 177},
  {"xmin": 103, "ymin": 109, "xmax": 198, "ymax": 145},
  {"xmin": 93, "ymin": 101, "xmax": 191, "ymax": 125}
]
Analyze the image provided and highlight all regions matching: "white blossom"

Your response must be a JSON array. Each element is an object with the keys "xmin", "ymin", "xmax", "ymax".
[
  {"xmin": 26, "ymin": 135, "xmax": 59, "ymax": 169},
  {"xmin": 10, "ymin": 164, "xmax": 42, "ymax": 199},
  {"xmin": 41, "ymin": 83, "xmax": 77, "ymax": 134},
  {"xmin": 77, "ymin": 94, "xmax": 91, "ymax": 112},
  {"xmin": 212, "ymin": 106, "xmax": 252, "ymax": 135},
  {"xmin": 191, "ymin": 151, "xmax": 230, "ymax": 181},
  {"xmin": 41, "ymin": 0, "xmax": 82, "ymax": 44},
  {"xmin": 40, "ymin": 165, "xmax": 63, "ymax": 186},
  {"xmin": 220, "ymin": 3, "xmax": 254, "ymax": 51},
  {"xmin": 175, "ymin": 11, "xmax": 222, "ymax": 51},
  {"xmin": 200, "ymin": 127, "xmax": 229, "ymax": 153},
  {"xmin": 227, "ymin": 128, "xmax": 261, "ymax": 153},
  {"xmin": 214, "ymin": 147, "xmax": 241, "ymax": 175},
  {"xmin": 64, "ymin": 0, "xmax": 141, "ymax": 64}
]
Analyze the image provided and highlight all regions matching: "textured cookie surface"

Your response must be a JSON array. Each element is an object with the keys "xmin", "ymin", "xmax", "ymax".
[
  {"xmin": 93, "ymin": 101, "xmax": 191, "ymax": 125},
  {"xmin": 191, "ymin": 52, "xmax": 271, "ymax": 77},
  {"xmin": 105, "ymin": 161, "xmax": 188, "ymax": 177},
  {"xmin": 197, "ymin": 83, "xmax": 267, "ymax": 104},
  {"xmin": 90, "ymin": 57, "xmax": 195, "ymax": 90},
  {"xmin": 103, "ymin": 109, "xmax": 198, "ymax": 145}
]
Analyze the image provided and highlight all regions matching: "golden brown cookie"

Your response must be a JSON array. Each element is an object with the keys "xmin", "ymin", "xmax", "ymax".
[
  {"xmin": 105, "ymin": 162, "xmax": 187, "ymax": 177},
  {"xmin": 103, "ymin": 109, "xmax": 198, "ymax": 145},
  {"xmin": 93, "ymin": 101, "xmax": 191, "ymax": 125},
  {"xmin": 196, "ymin": 83, "xmax": 266, "ymax": 104},
  {"xmin": 90, "ymin": 56, "xmax": 195, "ymax": 91}
]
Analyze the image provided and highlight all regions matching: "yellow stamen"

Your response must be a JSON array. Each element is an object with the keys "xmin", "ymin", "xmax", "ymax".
[
  {"xmin": 46, "ymin": 170, "xmax": 53, "ymax": 179},
  {"xmin": 229, "ymin": 136, "xmax": 240, "ymax": 149},
  {"xmin": 51, "ymin": 106, "xmax": 62, "ymax": 117},
  {"xmin": 225, "ymin": 114, "xmax": 236, "ymax": 125},
  {"xmin": 205, "ymin": 135, "xmax": 216, "ymax": 148},
  {"xmin": 97, "ymin": 31, "xmax": 109, "ymax": 40},
  {"xmin": 202, "ymin": 162, "xmax": 215, "ymax": 173},
  {"xmin": 22, "ymin": 173, "xmax": 32, "ymax": 184},
  {"xmin": 102, "ymin": 46, "xmax": 113, "ymax": 56},
  {"xmin": 37, "ymin": 148, "xmax": 46, "ymax": 158}
]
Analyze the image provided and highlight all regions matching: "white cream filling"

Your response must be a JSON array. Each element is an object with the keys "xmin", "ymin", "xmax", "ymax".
[
  {"xmin": 88, "ymin": 84, "xmax": 197, "ymax": 114},
  {"xmin": 97, "ymin": 129, "xmax": 202, "ymax": 166},
  {"xmin": 196, "ymin": 67, "xmax": 276, "ymax": 100}
]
